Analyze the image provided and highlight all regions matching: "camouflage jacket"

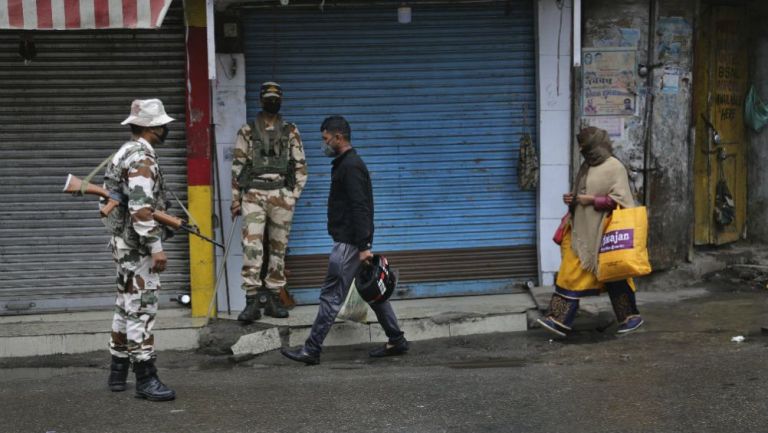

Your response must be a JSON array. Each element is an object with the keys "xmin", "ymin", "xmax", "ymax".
[
  {"xmin": 101, "ymin": 138, "xmax": 168, "ymax": 253},
  {"xmin": 231, "ymin": 113, "xmax": 308, "ymax": 203}
]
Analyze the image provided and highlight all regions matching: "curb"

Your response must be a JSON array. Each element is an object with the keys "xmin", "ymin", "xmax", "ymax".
[
  {"xmin": 0, "ymin": 293, "xmax": 538, "ymax": 359},
  {"xmin": 233, "ymin": 312, "xmax": 529, "ymax": 357}
]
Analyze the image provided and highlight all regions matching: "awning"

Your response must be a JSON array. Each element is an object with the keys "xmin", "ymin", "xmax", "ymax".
[{"xmin": 0, "ymin": 0, "xmax": 173, "ymax": 30}]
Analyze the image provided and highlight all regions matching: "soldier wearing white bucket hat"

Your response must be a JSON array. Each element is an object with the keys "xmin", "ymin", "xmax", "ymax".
[
  {"xmin": 102, "ymin": 98, "xmax": 176, "ymax": 401},
  {"xmin": 121, "ymin": 98, "xmax": 176, "ymax": 127}
]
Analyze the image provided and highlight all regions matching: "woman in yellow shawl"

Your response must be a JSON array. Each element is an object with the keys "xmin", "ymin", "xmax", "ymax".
[{"xmin": 538, "ymin": 127, "xmax": 644, "ymax": 337}]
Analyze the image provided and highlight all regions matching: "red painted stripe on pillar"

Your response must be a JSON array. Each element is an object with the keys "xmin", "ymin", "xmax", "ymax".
[
  {"xmin": 122, "ymin": 0, "xmax": 137, "ymax": 28},
  {"xmin": 36, "ymin": 0, "xmax": 53, "ymax": 28},
  {"xmin": 149, "ymin": 0, "xmax": 164, "ymax": 27},
  {"xmin": 64, "ymin": 0, "xmax": 80, "ymax": 28},
  {"xmin": 188, "ymin": 158, "xmax": 211, "ymax": 186},
  {"xmin": 185, "ymin": 26, "xmax": 212, "ymax": 186},
  {"xmin": 8, "ymin": 0, "xmax": 24, "ymax": 28},
  {"xmin": 94, "ymin": 0, "xmax": 110, "ymax": 28}
]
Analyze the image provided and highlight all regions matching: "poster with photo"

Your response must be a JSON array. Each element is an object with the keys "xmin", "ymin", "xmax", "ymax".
[
  {"xmin": 582, "ymin": 116, "xmax": 625, "ymax": 140},
  {"xmin": 582, "ymin": 49, "xmax": 637, "ymax": 116}
]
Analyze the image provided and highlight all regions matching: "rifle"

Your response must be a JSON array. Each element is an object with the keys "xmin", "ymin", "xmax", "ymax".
[{"xmin": 63, "ymin": 174, "xmax": 224, "ymax": 249}]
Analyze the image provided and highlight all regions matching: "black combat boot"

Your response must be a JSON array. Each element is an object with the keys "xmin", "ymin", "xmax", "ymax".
[
  {"xmin": 237, "ymin": 294, "xmax": 262, "ymax": 323},
  {"xmin": 263, "ymin": 292, "xmax": 289, "ymax": 318},
  {"xmin": 134, "ymin": 359, "xmax": 176, "ymax": 401},
  {"xmin": 108, "ymin": 355, "xmax": 130, "ymax": 392}
]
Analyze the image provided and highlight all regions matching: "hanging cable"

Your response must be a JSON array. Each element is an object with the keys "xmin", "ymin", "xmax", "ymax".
[
  {"xmin": 556, "ymin": 0, "xmax": 564, "ymax": 96},
  {"xmin": 205, "ymin": 215, "xmax": 242, "ymax": 324}
]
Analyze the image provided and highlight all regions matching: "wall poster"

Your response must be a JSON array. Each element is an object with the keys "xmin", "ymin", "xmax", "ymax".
[
  {"xmin": 582, "ymin": 116, "xmax": 625, "ymax": 140},
  {"xmin": 582, "ymin": 48, "xmax": 637, "ymax": 116}
]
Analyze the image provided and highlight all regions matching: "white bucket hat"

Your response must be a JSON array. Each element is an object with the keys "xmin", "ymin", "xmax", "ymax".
[{"xmin": 121, "ymin": 99, "xmax": 175, "ymax": 127}]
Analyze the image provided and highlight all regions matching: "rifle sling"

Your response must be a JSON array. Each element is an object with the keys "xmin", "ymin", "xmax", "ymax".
[
  {"xmin": 85, "ymin": 150, "xmax": 196, "ymax": 230},
  {"xmin": 80, "ymin": 151, "xmax": 116, "ymax": 195}
]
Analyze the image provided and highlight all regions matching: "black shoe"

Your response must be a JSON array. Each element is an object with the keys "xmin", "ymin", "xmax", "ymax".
[
  {"xmin": 264, "ymin": 293, "xmax": 289, "ymax": 318},
  {"xmin": 237, "ymin": 295, "xmax": 262, "ymax": 323},
  {"xmin": 133, "ymin": 360, "xmax": 176, "ymax": 402},
  {"xmin": 280, "ymin": 347, "xmax": 319, "ymax": 365},
  {"xmin": 108, "ymin": 355, "xmax": 130, "ymax": 392},
  {"xmin": 369, "ymin": 339, "xmax": 410, "ymax": 358}
]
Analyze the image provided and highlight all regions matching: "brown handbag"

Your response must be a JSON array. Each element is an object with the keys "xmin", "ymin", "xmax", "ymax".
[{"xmin": 552, "ymin": 212, "xmax": 571, "ymax": 245}]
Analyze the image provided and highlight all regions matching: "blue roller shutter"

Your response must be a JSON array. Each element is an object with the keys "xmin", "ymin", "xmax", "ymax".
[{"xmin": 242, "ymin": 1, "xmax": 537, "ymax": 301}]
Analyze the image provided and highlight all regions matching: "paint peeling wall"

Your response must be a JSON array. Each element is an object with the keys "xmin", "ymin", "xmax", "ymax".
[
  {"xmin": 647, "ymin": 1, "xmax": 695, "ymax": 268},
  {"xmin": 746, "ymin": 2, "xmax": 768, "ymax": 242},
  {"xmin": 581, "ymin": 0, "xmax": 649, "ymax": 191},
  {"xmin": 579, "ymin": 0, "xmax": 695, "ymax": 270}
]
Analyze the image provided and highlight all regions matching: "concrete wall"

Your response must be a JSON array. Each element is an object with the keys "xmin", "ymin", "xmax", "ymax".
[
  {"xmin": 536, "ymin": 0, "xmax": 573, "ymax": 286},
  {"xmin": 212, "ymin": 53, "xmax": 248, "ymax": 313},
  {"xmin": 747, "ymin": 2, "xmax": 768, "ymax": 242},
  {"xmin": 581, "ymin": 0, "xmax": 649, "ymax": 188},
  {"xmin": 579, "ymin": 0, "xmax": 695, "ymax": 271},
  {"xmin": 647, "ymin": 0, "xmax": 695, "ymax": 267}
]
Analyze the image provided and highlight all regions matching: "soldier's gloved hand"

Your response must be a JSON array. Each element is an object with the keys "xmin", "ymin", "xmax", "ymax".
[
  {"xmin": 151, "ymin": 251, "xmax": 168, "ymax": 273},
  {"xmin": 231, "ymin": 201, "xmax": 241, "ymax": 219}
]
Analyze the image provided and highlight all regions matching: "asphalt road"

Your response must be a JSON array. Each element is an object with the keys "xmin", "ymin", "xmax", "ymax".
[{"xmin": 1, "ymin": 289, "xmax": 767, "ymax": 433}]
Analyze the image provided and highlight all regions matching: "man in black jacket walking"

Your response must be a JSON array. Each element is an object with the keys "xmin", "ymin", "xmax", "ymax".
[{"xmin": 281, "ymin": 116, "xmax": 408, "ymax": 365}]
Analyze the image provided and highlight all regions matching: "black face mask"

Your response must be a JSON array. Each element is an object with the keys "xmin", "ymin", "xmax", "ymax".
[
  {"xmin": 153, "ymin": 125, "xmax": 170, "ymax": 143},
  {"xmin": 262, "ymin": 99, "xmax": 282, "ymax": 115}
]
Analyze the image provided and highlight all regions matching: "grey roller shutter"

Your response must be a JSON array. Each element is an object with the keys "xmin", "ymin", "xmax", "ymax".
[
  {"xmin": 0, "ymin": 4, "xmax": 189, "ymax": 315},
  {"xmin": 241, "ymin": 0, "xmax": 538, "ymax": 302}
]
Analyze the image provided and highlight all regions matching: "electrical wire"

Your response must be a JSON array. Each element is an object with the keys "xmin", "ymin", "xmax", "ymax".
[
  {"xmin": 556, "ymin": 0, "xmax": 564, "ymax": 96},
  {"xmin": 205, "ymin": 215, "xmax": 242, "ymax": 324}
]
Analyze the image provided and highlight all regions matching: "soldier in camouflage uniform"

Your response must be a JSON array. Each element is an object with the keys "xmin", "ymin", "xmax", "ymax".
[
  {"xmin": 101, "ymin": 99, "xmax": 175, "ymax": 401},
  {"xmin": 231, "ymin": 82, "xmax": 308, "ymax": 321}
]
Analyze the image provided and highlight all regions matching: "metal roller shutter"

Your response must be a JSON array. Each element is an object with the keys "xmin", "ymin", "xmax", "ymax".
[
  {"xmin": 0, "ymin": 4, "xmax": 189, "ymax": 315},
  {"xmin": 242, "ymin": 1, "xmax": 537, "ymax": 301}
]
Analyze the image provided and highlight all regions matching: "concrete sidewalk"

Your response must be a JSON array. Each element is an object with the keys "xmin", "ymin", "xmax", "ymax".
[
  {"xmin": 0, "ymin": 309, "xmax": 205, "ymax": 358},
  {"xmin": 0, "ymin": 292, "xmax": 536, "ymax": 358},
  {"xmin": 221, "ymin": 292, "xmax": 536, "ymax": 356}
]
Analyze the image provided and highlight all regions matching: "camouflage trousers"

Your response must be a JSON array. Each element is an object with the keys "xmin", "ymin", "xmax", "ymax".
[
  {"xmin": 108, "ymin": 236, "xmax": 160, "ymax": 362},
  {"xmin": 240, "ymin": 187, "xmax": 296, "ymax": 296}
]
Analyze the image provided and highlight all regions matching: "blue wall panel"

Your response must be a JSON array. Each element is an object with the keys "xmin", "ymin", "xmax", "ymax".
[{"xmin": 243, "ymin": 1, "xmax": 537, "ymax": 257}]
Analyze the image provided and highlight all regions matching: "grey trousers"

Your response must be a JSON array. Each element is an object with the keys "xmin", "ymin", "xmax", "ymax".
[{"xmin": 304, "ymin": 242, "xmax": 405, "ymax": 356}]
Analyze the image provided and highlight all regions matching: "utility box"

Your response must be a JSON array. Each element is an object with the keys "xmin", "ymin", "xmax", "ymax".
[{"xmin": 215, "ymin": 12, "xmax": 243, "ymax": 53}]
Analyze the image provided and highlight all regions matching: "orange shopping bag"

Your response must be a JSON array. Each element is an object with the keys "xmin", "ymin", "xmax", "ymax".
[{"xmin": 596, "ymin": 206, "xmax": 652, "ymax": 282}]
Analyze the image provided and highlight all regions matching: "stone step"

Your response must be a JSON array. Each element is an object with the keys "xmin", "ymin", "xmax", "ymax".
[
  {"xmin": 0, "ymin": 315, "xmax": 205, "ymax": 358},
  {"xmin": 0, "ymin": 293, "xmax": 538, "ymax": 358},
  {"xmin": 228, "ymin": 293, "xmax": 536, "ymax": 356}
]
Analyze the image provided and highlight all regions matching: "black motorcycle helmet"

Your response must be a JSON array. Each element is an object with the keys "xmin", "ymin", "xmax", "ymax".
[{"xmin": 355, "ymin": 255, "xmax": 398, "ymax": 305}]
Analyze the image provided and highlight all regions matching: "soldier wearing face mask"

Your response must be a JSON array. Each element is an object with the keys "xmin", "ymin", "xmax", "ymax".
[
  {"xmin": 231, "ymin": 82, "xmax": 308, "ymax": 322},
  {"xmin": 102, "ymin": 99, "xmax": 176, "ymax": 401}
]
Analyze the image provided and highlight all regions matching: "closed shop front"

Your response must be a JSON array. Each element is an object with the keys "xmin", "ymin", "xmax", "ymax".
[
  {"xmin": 237, "ymin": 0, "xmax": 538, "ymax": 303},
  {"xmin": 0, "ymin": 4, "xmax": 189, "ymax": 314}
]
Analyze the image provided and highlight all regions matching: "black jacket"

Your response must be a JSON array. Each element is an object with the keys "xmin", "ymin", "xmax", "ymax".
[{"xmin": 327, "ymin": 148, "xmax": 374, "ymax": 250}]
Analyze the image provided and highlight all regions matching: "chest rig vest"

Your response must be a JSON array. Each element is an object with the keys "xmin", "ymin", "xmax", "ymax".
[
  {"xmin": 102, "ymin": 141, "xmax": 169, "ymax": 246},
  {"xmin": 239, "ymin": 116, "xmax": 295, "ymax": 190}
]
